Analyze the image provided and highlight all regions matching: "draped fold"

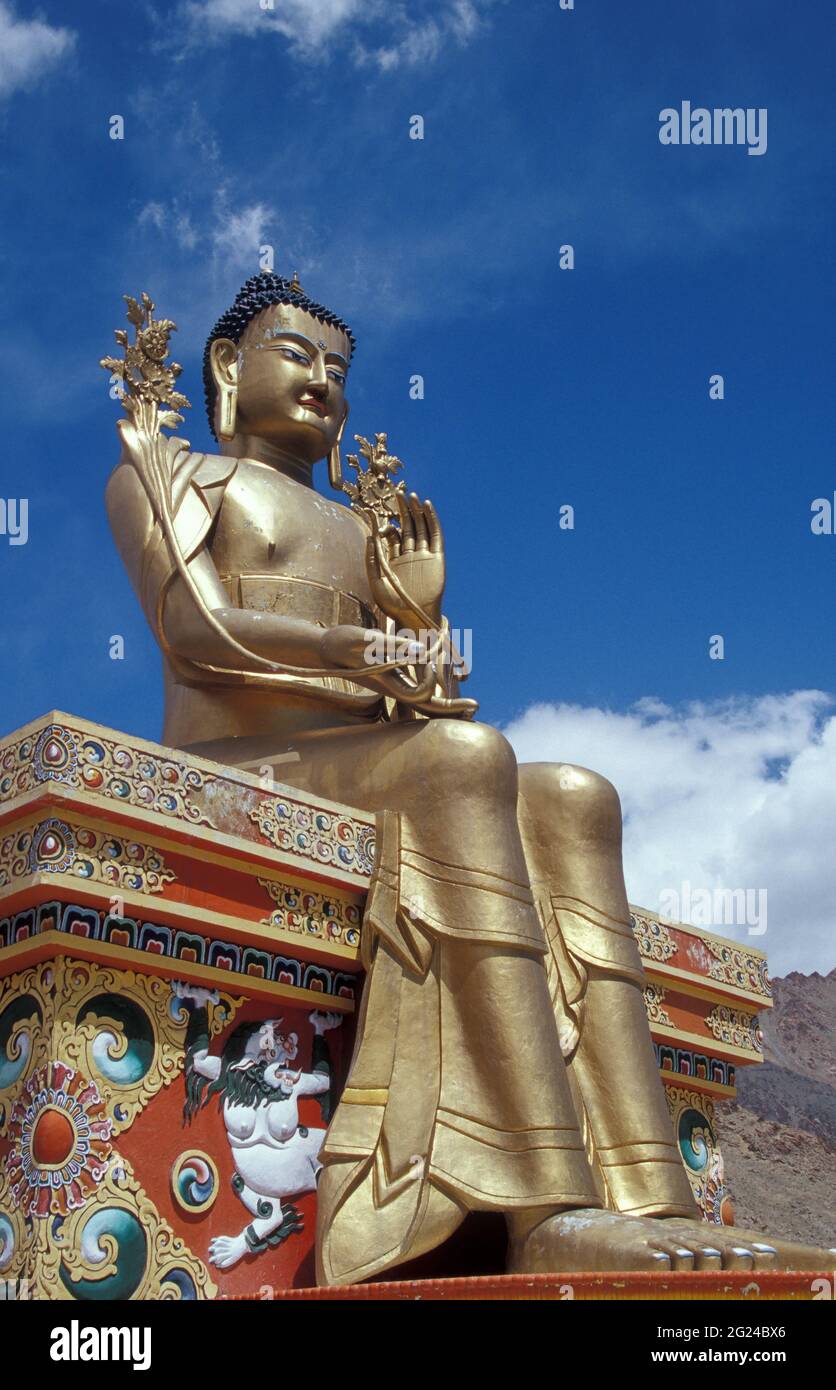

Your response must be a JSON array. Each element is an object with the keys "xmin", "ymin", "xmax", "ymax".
[{"xmin": 316, "ymin": 810, "xmax": 601, "ymax": 1286}]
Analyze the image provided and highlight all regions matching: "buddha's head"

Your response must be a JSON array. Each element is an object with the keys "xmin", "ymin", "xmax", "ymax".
[{"xmin": 203, "ymin": 271, "xmax": 355, "ymax": 463}]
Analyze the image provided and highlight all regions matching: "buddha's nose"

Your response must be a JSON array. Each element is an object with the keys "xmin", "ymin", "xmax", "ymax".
[{"xmin": 308, "ymin": 356, "xmax": 328, "ymax": 394}]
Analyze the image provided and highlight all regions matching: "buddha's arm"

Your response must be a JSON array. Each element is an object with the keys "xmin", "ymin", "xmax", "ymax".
[
  {"xmin": 107, "ymin": 452, "xmax": 450, "ymax": 701},
  {"xmin": 107, "ymin": 454, "xmax": 394, "ymax": 675},
  {"xmin": 161, "ymin": 554, "xmax": 381, "ymax": 672}
]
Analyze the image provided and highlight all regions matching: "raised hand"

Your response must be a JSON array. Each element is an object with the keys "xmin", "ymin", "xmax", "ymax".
[{"xmin": 366, "ymin": 493, "xmax": 445, "ymax": 631}]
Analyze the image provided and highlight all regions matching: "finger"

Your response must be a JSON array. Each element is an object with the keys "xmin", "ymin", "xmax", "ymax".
[
  {"xmin": 365, "ymin": 533, "xmax": 381, "ymax": 579},
  {"xmin": 366, "ymin": 537, "xmax": 395, "ymax": 606},
  {"xmin": 424, "ymin": 499, "xmax": 443, "ymax": 554},
  {"xmin": 398, "ymin": 492, "xmax": 416, "ymax": 553},
  {"xmin": 387, "ymin": 527, "xmax": 401, "ymax": 561},
  {"xmin": 423, "ymin": 694, "xmax": 479, "ymax": 716},
  {"xmin": 409, "ymin": 492, "xmax": 429, "ymax": 551},
  {"xmin": 373, "ymin": 525, "xmax": 394, "ymax": 569},
  {"xmin": 396, "ymin": 636, "xmax": 426, "ymax": 663}
]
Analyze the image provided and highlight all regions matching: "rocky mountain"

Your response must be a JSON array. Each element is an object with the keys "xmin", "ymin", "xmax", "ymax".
[{"xmin": 719, "ymin": 967, "xmax": 836, "ymax": 1249}]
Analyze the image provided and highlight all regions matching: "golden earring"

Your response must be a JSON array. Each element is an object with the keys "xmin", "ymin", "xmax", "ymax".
[{"xmin": 218, "ymin": 384, "xmax": 237, "ymax": 442}]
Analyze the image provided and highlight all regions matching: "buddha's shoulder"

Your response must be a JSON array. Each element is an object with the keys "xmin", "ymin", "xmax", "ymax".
[
  {"xmin": 105, "ymin": 444, "xmax": 240, "ymax": 563},
  {"xmin": 107, "ymin": 443, "xmax": 236, "ymax": 506}
]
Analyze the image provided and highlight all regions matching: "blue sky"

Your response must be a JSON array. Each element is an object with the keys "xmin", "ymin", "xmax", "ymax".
[{"xmin": 1, "ymin": 0, "xmax": 834, "ymax": 967}]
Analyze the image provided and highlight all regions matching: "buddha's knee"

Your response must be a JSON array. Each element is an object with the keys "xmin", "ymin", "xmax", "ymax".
[
  {"xmin": 419, "ymin": 719, "xmax": 518, "ymax": 800},
  {"xmin": 518, "ymin": 761, "xmax": 623, "ymax": 850}
]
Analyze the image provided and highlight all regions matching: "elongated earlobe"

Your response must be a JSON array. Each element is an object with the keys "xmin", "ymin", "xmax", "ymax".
[
  {"xmin": 328, "ymin": 407, "xmax": 349, "ymax": 493},
  {"xmin": 210, "ymin": 337, "xmax": 239, "ymax": 442},
  {"xmin": 218, "ymin": 384, "xmax": 237, "ymax": 441}
]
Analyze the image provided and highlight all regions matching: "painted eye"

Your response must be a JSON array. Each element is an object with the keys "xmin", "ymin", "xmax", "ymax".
[
  {"xmin": 327, "ymin": 369, "xmax": 346, "ymax": 386},
  {"xmin": 280, "ymin": 348, "xmax": 310, "ymax": 366}
]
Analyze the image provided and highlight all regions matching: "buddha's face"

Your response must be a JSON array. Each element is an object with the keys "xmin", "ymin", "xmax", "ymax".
[{"xmin": 212, "ymin": 303, "xmax": 351, "ymax": 462}]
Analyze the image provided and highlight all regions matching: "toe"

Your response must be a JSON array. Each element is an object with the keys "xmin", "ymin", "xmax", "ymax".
[
  {"xmin": 719, "ymin": 1227, "xmax": 830, "ymax": 1271},
  {"xmin": 653, "ymin": 1241, "xmax": 696, "ymax": 1272},
  {"xmin": 650, "ymin": 1250, "xmax": 672, "ymax": 1270},
  {"xmin": 721, "ymin": 1245, "xmax": 756, "ymax": 1272},
  {"xmin": 692, "ymin": 1245, "xmax": 723, "ymax": 1272}
]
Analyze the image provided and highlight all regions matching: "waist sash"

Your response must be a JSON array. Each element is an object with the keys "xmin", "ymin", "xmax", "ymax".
[{"xmin": 219, "ymin": 573, "xmax": 377, "ymax": 632}]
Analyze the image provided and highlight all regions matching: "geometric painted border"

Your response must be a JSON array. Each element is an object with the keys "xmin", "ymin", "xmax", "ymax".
[
  {"xmin": 655, "ymin": 1042, "xmax": 736, "ymax": 1091},
  {"xmin": 0, "ymin": 900, "xmax": 359, "ymax": 1003}
]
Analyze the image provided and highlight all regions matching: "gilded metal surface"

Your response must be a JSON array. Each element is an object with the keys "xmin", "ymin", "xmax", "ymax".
[
  {"xmin": 102, "ymin": 287, "xmax": 473, "ymax": 733},
  {"xmin": 336, "ymin": 432, "xmax": 406, "ymax": 526},
  {"xmin": 102, "ymin": 272, "xmax": 833, "ymax": 1282}
]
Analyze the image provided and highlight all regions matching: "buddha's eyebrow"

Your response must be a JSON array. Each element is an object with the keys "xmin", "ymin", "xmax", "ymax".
[{"xmin": 266, "ymin": 329, "xmax": 349, "ymax": 369}]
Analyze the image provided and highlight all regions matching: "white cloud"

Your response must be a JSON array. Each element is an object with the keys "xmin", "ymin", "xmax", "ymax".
[
  {"xmin": 179, "ymin": 0, "xmax": 490, "ymax": 68},
  {"xmin": 211, "ymin": 200, "xmax": 274, "ymax": 269},
  {"xmin": 503, "ymin": 691, "xmax": 836, "ymax": 976},
  {"xmin": 362, "ymin": 0, "xmax": 483, "ymax": 71},
  {"xmin": 139, "ymin": 200, "xmax": 199, "ymax": 251},
  {"xmin": 139, "ymin": 189, "xmax": 277, "ymax": 274},
  {"xmin": 0, "ymin": 2, "xmax": 75, "ymax": 98},
  {"xmin": 185, "ymin": 0, "xmax": 363, "ymax": 48}
]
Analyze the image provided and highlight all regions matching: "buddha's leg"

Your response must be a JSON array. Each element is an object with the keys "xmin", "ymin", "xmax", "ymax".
[
  {"xmin": 515, "ymin": 761, "xmax": 696, "ymax": 1219},
  {"xmin": 507, "ymin": 763, "xmax": 836, "ymax": 1273},
  {"xmin": 230, "ymin": 720, "xmax": 601, "ymax": 1284}
]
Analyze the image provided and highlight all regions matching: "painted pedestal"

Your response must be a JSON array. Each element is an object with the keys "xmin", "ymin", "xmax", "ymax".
[
  {"xmin": 630, "ymin": 906, "xmax": 771, "ymax": 1228},
  {"xmin": 0, "ymin": 713, "xmax": 769, "ymax": 1300}
]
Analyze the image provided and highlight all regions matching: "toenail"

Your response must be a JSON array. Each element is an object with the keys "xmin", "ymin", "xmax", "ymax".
[
  {"xmin": 702, "ymin": 1248, "xmax": 722, "ymax": 1257},
  {"xmin": 675, "ymin": 1248, "xmax": 693, "ymax": 1257},
  {"xmin": 752, "ymin": 1244, "xmax": 777, "ymax": 1253},
  {"xmin": 732, "ymin": 1247, "xmax": 753, "ymax": 1256}
]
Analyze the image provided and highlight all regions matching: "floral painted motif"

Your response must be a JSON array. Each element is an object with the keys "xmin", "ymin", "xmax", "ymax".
[
  {"xmin": 0, "ymin": 819, "xmax": 176, "ymax": 896},
  {"xmin": 0, "ymin": 716, "xmax": 377, "ymax": 884},
  {"xmin": 6, "ymin": 1060, "xmax": 113, "ymax": 1218}
]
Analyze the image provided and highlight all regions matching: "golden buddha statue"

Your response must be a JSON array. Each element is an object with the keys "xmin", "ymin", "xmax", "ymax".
[{"xmin": 103, "ymin": 274, "xmax": 833, "ymax": 1286}]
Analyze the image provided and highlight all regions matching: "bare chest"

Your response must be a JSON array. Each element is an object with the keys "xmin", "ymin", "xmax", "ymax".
[{"xmin": 210, "ymin": 464, "xmax": 370, "ymax": 602}]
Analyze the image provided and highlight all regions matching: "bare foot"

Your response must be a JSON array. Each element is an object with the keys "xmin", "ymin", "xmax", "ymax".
[
  {"xmin": 660, "ymin": 1216, "xmax": 836, "ymax": 1273},
  {"xmin": 507, "ymin": 1208, "xmax": 836, "ymax": 1274}
]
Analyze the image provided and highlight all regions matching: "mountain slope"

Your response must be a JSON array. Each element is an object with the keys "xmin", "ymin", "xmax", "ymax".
[{"xmin": 719, "ymin": 968, "xmax": 836, "ymax": 1249}]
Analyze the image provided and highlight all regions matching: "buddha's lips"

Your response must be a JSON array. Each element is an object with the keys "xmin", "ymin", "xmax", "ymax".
[{"xmin": 299, "ymin": 396, "xmax": 325, "ymax": 416}]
